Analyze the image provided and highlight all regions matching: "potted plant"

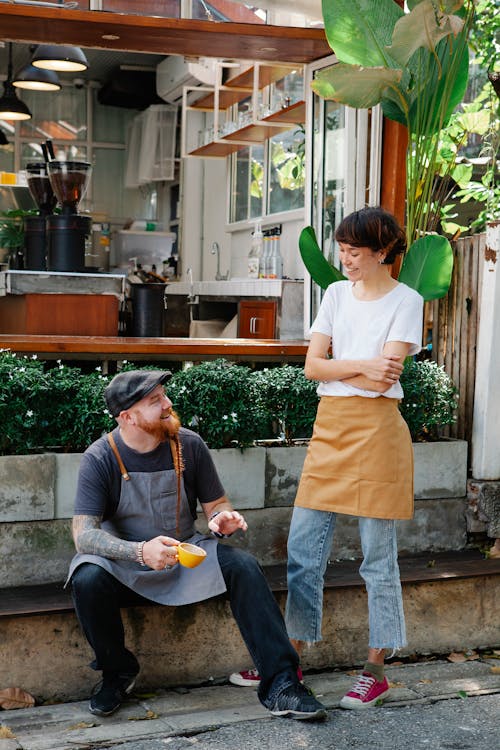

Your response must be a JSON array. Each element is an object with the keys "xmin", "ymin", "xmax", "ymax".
[
  {"xmin": 0, "ymin": 209, "xmax": 28, "ymax": 267},
  {"xmin": 300, "ymin": 0, "xmax": 477, "ymax": 301}
]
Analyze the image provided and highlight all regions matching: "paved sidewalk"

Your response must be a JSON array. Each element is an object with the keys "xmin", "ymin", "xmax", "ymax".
[{"xmin": 1, "ymin": 659, "xmax": 499, "ymax": 750}]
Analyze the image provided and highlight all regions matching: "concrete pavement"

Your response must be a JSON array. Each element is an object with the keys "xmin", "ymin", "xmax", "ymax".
[{"xmin": 1, "ymin": 658, "xmax": 499, "ymax": 750}]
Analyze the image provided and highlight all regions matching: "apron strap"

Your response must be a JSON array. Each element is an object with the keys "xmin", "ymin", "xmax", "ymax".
[
  {"xmin": 107, "ymin": 432, "xmax": 130, "ymax": 481},
  {"xmin": 169, "ymin": 435, "xmax": 185, "ymax": 537}
]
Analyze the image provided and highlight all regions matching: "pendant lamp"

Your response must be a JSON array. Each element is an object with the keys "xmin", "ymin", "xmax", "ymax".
[
  {"xmin": 0, "ymin": 44, "xmax": 32, "ymax": 121},
  {"xmin": 31, "ymin": 45, "xmax": 89, "ymax": 73},
  {"xmin": 13, "ymin": 63, "xmax": 61, "ymax": 92}
]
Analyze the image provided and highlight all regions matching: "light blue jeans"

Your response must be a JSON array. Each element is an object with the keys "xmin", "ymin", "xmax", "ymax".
[{"xmin": 285, "ymin": 506, "xmax": 407, "ymax": 650}]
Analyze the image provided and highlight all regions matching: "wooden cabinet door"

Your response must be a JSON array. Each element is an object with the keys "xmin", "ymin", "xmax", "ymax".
[{"xmin": 238, "ymin": 300, "xmax": 277, "ymax": 339}]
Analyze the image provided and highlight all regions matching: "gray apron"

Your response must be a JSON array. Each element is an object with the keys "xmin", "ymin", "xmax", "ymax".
[{"xmin": 68, "ymin": 444, "xmax": 226, "ymax": 606}]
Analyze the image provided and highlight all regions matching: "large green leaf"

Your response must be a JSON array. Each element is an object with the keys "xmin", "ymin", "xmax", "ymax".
[
  {"xmin": 312, "ymin": 64, "xmax": 402, "ymax": 109},
  {"xmin": 398, "ymin": 235, "xmax": 453, "ymax": 300},
  {"xmin": 299, "ymin": 226, "xmax": 345, "ymax": 290},
  {"xmin": 387, "ymin": 0, "xmax": 465, "ymax": 67},
  {"xmin": 321, "ymin": 0, "xmax": 403, "ymax": 67},
  {"xmin": 406, "ymin": 32, "xmax": 470, "ymax": 134}
]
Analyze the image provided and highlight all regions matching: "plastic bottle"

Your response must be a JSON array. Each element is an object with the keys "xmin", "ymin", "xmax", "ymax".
[
  {"xmin": 267, "ymin": 230, "xmax": 283, "ymax": 279},
  {"xmin": 248, "ymin": 221, "xmax": 263, "ymax": 278},
  {"xmin": 260, "ymin": 233, "xmax": 272, "ymax": 278}
]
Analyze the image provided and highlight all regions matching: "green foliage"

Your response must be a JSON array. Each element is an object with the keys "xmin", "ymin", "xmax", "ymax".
[
  {"xmin": 0, "ymin": 353, "xmax": 458, "ymax": 453},
  {"xmin": 0, "ymin": 350, "xmax": 50, "ymax": 454},
  {"xmin": 299, "ymin": 226, "xmax": 345, "ymax": 290},
  {"xmin": 41, "ymin": 363, "xmax": 114, "ymax": 452},
  {"xmin": 398, "ymin": 235, "xmax": 454, "ymax": 300},
  {"xmin": 399, "ymin": 359, "xmax": 458, "ymax": 441},
  {"xmin": 249, "ymin": 366, "xmax": 319, "ymax": 443},
  {"xmin": 0, "ymin": 351, "xmax": 114, "ymax": 454},
  {"xmin": 306, "ymin": 0, "xmax": 481, "ymax": 302},
  {"xmin": 168, "ymin": 359, "xmax": 267, "ymax": 449}
]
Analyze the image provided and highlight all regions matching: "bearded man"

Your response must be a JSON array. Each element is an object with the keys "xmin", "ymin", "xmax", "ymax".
[{"xmin": 68, "ymin": 370, "xmax": 326, "ymax": 721}]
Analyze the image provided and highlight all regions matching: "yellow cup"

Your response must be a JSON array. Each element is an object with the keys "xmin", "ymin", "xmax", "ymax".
[{"xmin": 176, "ymin": 542, "xmax": 207, "ymax": 569}]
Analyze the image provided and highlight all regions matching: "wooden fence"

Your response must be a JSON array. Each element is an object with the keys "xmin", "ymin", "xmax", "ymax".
[{"xmin": 430, "ymin": 233, "xmax": 485, "ymax": 445}]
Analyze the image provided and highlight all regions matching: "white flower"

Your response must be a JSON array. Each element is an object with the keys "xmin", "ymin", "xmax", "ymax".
[
  {"xmin": 223, "ymin": 414, "xmax": 228, "ymax": 420},
  {"xmin": 26, "ymin": 410, "xmax": 34, "ymax": 418},
  {"xmin": 31, "ymin": 355, "xmax": 38, "ymax": 360},
  {"xmin": 19, "ymin": 367, "xmax": 26, "ymax": 373},
  {"xmin": 95, "ymin": 366, "xmax": 102, "ymax": 372}
]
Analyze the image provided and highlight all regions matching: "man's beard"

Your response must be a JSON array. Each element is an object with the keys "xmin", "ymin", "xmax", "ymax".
[{"xmin": 136, "ymin": 409, "xmax": 181, "ymax": 441}]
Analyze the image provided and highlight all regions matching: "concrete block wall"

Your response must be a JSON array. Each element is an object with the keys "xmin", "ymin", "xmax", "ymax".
[{"xmin": 0, "ymin": 440, "xmax": 468, "ymax": 587}]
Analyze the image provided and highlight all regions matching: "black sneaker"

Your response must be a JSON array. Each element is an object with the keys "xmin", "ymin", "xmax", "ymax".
[
  {"xmin": 89, "ymin": 673, "xmax": 137, "ymax": 716},
  {"xmin": 269, "ymin": 682, "xmax": 328, "ymax": 721}
]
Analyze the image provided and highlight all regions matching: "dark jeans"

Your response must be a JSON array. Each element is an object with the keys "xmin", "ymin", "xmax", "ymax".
[{"xmin": 71, "ymin": 544, "xmax": 299, "ymax": 707}]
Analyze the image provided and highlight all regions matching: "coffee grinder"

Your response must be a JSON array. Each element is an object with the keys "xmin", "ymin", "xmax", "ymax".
[
  {"xmin": 46, "ymin": 160, "xmax": 92, "ymax": 272},
  {"xmin": 24, "ymin": 162, "xmax": 57, "ymax": 270}
]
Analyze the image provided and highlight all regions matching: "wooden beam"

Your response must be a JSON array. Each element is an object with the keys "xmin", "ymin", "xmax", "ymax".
[
  {"xmin": 0, "ymin": 334, "xmax": 309, "ymax": 362},
  {"xmin": 0, "ymin": 5, "xmax": 331, "ymax": 64}
]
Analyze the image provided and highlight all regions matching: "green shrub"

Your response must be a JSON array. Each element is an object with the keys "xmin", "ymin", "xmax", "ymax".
[
  {"xmin": 168, "ymin": 359, "xmax": 268, "ymax": 449},
  {"xmin": 249, "ymin": 365, "xmax": 319, "ymax": 443},
  {"xmin": 0, "ymin": 351, "xmax": 459, "ymax": 454},
  {"xmin": 0, "ymin": 350, "xmax": 51, "ymax": 454},
  {"xmin": 400, "ymin": 359, "xmax": 458, "ymax": 441}
]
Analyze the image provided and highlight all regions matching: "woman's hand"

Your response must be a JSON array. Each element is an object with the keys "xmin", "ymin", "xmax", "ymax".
[{"xmin": 361, "ymin": 355, "xmax": 403, "ymax": 384}]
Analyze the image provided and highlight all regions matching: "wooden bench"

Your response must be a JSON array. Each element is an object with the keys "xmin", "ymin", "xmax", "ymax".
[
  {"xmin": 0, "ymin": 334, "xmax": 309, "ymax": 365},
  {"xmin": 2, "ymin": 550, "xmax": 499, "ymax": 620}
]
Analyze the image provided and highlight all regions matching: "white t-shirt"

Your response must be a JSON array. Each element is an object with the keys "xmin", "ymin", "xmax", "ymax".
[{"xmin": 310, "ymin": 280, "xmax": 423, "ymax": 399}]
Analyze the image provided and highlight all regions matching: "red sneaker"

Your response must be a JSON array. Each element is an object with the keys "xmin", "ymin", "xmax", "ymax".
[
  {"xmin": 229, "ymin": 667, "xmax": 304, "ymax": 687},
  {"xmin": 340, "ymin": 672, "xmax": 390, "ymax": 709}
]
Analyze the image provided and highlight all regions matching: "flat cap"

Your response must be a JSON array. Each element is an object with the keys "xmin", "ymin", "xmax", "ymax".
[{"xmin": 105, "ymin": 369, "xmax": 172, "ymax": 417}]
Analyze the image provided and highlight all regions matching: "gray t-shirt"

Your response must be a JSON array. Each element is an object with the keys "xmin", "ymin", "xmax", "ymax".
[{"xmin": 74, "ymin": 427, "xmax": 225, "ymax": 521}]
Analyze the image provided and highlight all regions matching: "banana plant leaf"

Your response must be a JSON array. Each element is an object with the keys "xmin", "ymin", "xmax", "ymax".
[
  {"xmin": 312, "ymin": 64, "xmax": 402, "ymax": 109},
  {"xmin": 406, "ymin": 33, "xmax": 470, "ymax": 134},
  {"xmin": 386, "ymin": 0, "xmax": 464, "ymax": 67},
  {"xmin": 398, "ymin": 235, "xmax": 454, "ymax": 301},
  {"xmin": 321, "ymin": 0, "xmax": 403, "ymax": 68},
  {"xmin": 299, "ymin": 226, "xmax": 345, "ymax": 290}
]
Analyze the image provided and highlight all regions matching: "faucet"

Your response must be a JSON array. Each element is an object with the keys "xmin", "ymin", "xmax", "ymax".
[
  {"xmin": 210, "ymin": 241, "xmax": 229, "ymax": 281},
  {"xmin": 186, "ymin": 267, "xmax": 194, "ymax": 299}
]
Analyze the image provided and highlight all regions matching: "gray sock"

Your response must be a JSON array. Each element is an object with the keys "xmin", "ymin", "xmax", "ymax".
[{"xmin": 363, "ymin": 661, "xmax": 384, "ymax": 682}]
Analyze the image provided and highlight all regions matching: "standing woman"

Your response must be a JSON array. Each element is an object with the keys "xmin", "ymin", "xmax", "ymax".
[{"xmin": 286, "ymin": 206, "xmax": 423, "ymax": 709}]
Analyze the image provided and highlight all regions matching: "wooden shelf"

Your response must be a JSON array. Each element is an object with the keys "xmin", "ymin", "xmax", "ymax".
[
  {"xmin": 187, "ymin": 100, "xmax": 305, "ymax": 156},
  {"xmin": 188, "ymin": 141, "xmax": 243, "ymax": 158},
  {"xmin": 191, "ymin": 64, "xmax": 299, "ymax": 111}
]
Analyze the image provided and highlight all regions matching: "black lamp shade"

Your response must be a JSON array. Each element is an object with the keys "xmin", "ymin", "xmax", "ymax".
[
  {"xmin": 31, "ymin": 45, "xmax": 89, "ymax": 73},
  {"xmin": 0, "ymin": 80, "xmax": 32, "ymax": 120},
  {"xmin": 13, "ymin": 64, "xmax": 61, "ymax": 91},
  {"xmin": 0, "ymin": 130, "xmax": 8, "ymax": 145}
]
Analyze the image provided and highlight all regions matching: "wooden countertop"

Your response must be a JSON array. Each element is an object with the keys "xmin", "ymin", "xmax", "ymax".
[{"xmin": 0, "ymin": 335, "xmax": 309, "ymax": 362}]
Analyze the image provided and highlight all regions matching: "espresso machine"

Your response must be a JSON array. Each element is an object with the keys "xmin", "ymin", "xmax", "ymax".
[
  {"xmin": 24, "ymin": 162, "xmax": 57, "ymax": 270},
  {"xmin": 46, "ymin": 160, "xmax": 92, "ymax": 272}
]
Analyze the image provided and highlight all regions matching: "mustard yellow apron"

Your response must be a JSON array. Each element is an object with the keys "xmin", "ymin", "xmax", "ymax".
[{"xmin": 295, "ymin": 396, "xmax": 414, "ymax": 520}]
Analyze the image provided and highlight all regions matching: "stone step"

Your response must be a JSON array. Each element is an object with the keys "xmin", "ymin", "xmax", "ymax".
[{"xmin": 2, "ymin": 551, "xmax": 498, "ymax": 704}]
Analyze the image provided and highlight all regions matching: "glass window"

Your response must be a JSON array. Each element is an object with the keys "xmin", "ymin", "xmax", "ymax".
[
  {"xmin": 230, "ymin": 144, "xmax": 265, "ymax": 223},
  {"xmin": 268, "ymin": 125, "xmax": 305, "ymax": 215},
  {"xmin": 19, "ymin": 87, "xmax": 87, "ymax": 142},
  {"xmin": 0, "ymin": 143, "xmax": 14, "ymax": 173},
  {"xmin": 93, "ymin": 92, "xmax": 136, "ymax": 143},
  {"xmin": 20, "ymin": 142, "xmax": 87, "ymax": 170}
]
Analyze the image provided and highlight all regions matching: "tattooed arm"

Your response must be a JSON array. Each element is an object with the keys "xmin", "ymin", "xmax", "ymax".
[
  {"xmin": 72, "ymin": 515, "xmax": 181, "ymax": 570},
  {"xmin": 72, "ymin": 515, "xmax": 141, "ymax": 561}
]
